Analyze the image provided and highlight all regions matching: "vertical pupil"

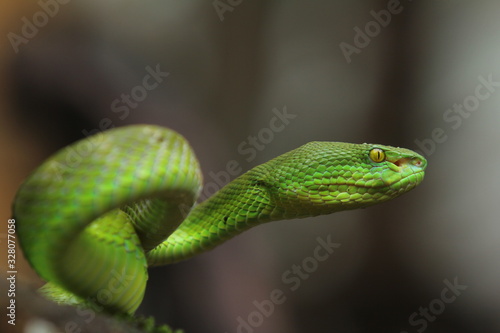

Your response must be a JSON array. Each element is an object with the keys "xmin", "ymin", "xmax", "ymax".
[
  {"xmin": 371, "ymin": 149, "xmax": 383, "ymax": 162},
  {"xmin": 370, "ymin": 148, "xmax": 385, "ymax": 163}
]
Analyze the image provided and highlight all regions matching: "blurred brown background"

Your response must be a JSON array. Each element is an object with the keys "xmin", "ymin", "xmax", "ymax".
[{"xmin": 1, "ymin": 1, "xmax": 500, "ymax": 332}]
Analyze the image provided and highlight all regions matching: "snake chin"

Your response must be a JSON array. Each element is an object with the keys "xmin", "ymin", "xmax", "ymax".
[{"xmin": 394, "ymin": 169, "xmax": 426, "ymax": 192}]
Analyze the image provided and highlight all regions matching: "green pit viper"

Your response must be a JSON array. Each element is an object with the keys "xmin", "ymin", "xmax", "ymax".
[{"xmin": 13, "ymin": 125, "xmax": 427, "ymax": 314}]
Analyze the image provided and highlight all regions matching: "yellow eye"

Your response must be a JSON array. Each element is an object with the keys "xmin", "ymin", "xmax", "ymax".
[{"xmin": 369, "ymin": 148, "xmax": 385, "ymax": 163}]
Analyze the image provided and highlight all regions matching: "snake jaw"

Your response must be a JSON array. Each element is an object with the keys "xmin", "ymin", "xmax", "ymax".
[{"xmin": 384, "ymin": 154, "xmax": 427, "ymax": 193}]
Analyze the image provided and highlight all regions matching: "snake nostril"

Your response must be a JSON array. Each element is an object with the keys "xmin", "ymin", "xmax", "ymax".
[{"xmin": 411, "ymin": 158, "xmax": 425, "ymax": 167}]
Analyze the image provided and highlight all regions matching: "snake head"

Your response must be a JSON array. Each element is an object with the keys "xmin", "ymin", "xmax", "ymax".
[{"xmin": 263, "ymin": 142, "xmax": 427, "ymax": 218}]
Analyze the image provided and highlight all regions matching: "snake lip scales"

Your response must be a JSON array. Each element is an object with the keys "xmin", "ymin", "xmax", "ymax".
[{"xmin": 13, "ymin": 125, "xmax": 427, "ymax": 314}]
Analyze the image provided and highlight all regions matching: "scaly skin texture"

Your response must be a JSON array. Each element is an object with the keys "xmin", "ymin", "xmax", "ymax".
[{"xmin": 13, "ymin": 125, "xmax": 427, "ymax": 315}]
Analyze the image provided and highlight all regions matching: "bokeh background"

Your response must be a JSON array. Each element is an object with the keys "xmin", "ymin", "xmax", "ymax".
[{"xmin": 1, "ymin": 1, "xmax": 499, "ymax": 332}]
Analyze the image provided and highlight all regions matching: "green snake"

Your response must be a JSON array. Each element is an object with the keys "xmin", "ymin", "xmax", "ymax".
[{"xmin": 13, "ymin": 125, "xmax": 427, "ymax": 314}]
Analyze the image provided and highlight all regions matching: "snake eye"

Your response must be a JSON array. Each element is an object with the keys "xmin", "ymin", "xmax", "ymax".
[{"xmin": 369, "ymin": 148, "xmax": 386, "ymax": 163}]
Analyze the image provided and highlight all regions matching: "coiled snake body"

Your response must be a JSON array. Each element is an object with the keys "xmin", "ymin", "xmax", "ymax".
[{"xmin": 13, "ymin": 125, "xmax": 427, "ymax": 314}]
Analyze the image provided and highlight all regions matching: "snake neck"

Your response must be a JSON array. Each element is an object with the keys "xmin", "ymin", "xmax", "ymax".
[{"xmin": 146, "ymin": 165, "xmax": 281, "ymax": 265}]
